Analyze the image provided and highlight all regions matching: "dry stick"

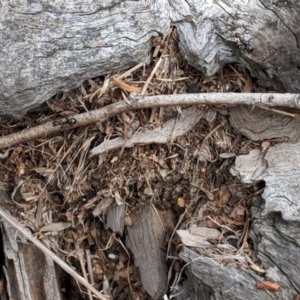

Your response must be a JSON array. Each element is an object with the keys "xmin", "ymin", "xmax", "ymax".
[
  {"xmin": 0, "ymin": 205, "xmax": 109, "ymax": 300},
  {"xmin": 257, "ymin": 105, "xmax": 298, "ymax": 118},
  {"xmin": 77, "ymin": 247, "xmax": 93, "ymax": 300},
  {"xmin": 141, "ymin": 56, "xmax": 163, "ymax": 95},
  {"xmin": 0, "ymin": 92, "xmax": 300, "ymax": 150},
  {"xmin": 86, "ymin": 249, "xmax": 95, "ymax": 286}
]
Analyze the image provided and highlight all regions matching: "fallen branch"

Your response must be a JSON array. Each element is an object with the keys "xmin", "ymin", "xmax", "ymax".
[
  {"xmin": 0, "ymin": 203, "xmax": 109, "ymax": 300},
  {"xmin": 0, "ymin": 92, "xmax": 299, "ymax": 150}
]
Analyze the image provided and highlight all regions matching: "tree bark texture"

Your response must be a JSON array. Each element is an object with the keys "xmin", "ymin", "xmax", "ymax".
[{"xmin": 1, "ymin": 0, "xmax": 300, "ymax": 116}]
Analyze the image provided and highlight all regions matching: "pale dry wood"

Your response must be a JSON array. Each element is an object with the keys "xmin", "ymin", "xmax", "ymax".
[
  {"xmin": 104, "ymin": 203, "xmax": 125, "ymax": 236},
  {"xmin": 0, "ymin": 92, "xmax": 300, "ymax": 150},
  {"xmin": 250, "ymin": 206, "xmax": 300, "ymax": 299},
  {"xmin": 232, "ymin": 141, "xmax": 300, "ymax": 222},
  {"xmin": 2, "ymin": 221, "xmax": 62, "ymax": 300},
  {"xmin": 230, "ymin": 149, "xmax": 267, "ymax": 183},
  {"xmin": 90, "ymin": 106, "xmax": 207, "ymax": 156},
  {"xmin": 177, "ymin": 247, "xmax": 285, "ymax": 300},
  {"xmin": 126, "ymin": 207, "xmax": 174, "ymax": 299},
  {"xmin": 0, "ymin": 0, "xmax": 171, "ymax": 117},
  {"xmin": 174, "ymin": 0, "xmax": 300, "ymax": 92},
  {"xmin": 229, "ymin": 105, "xmax": 300, "ymax": 142},
  {"xmin": 176, "ymin": 229, "xmax": 212, "ymax": 248},
  {"xmin": 0, "ymin": 201, "xmax": 109, "ymax": 300}
]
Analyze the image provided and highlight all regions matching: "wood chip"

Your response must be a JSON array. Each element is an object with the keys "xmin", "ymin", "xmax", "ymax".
[{"xmin": 126, "ymin": 207, "xmax": 173, "ymax": 299}]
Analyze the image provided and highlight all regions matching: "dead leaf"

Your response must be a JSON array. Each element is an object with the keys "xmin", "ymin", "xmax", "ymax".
[
  {"xmin": 198, "ymin": 218, "xmax": 218, "ymax": 229},
  {"xmin": 219, "ymin": 185, "xmax": 231, "ymax": 205},
  {"xmin": 177, "ymin": 197, "xmax": 185, "ymax": 207},
  {"xmin": 92, "ymin": 197, "xmax": 114, "ymax": 216},
  {"xmin": 256, "ymin": 281, "xmax": 280, "ymax": 291},
  {"xmin": 40, "ymin": 222, "xmax": 71, "ymax": 232},
  {"xmin": 188, "ymin": 224, "xmax": 220, "ymax": 240},
  {"xmin": 177, "ymin": 229, "xmax": 212, "ymax": 247},
  {"xmin": 229, "ymin": 203, "xmax": 246, "ymax": 222},
  {"xmin": 112, "ymin": 77, "xmax": 142, "ymax": 93}
]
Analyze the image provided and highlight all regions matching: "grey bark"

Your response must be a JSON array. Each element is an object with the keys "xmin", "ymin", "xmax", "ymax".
[
  {"xmin": 1, "ymin": 221, "xmax": 62, "ymax": 300},
  {"xmin": 104, "ymin": 203, "xmax": 125, "ymax": 236},
  {"xmin": 126, "ymin": 207, "xmax": 174, "ymax": 299},
  {"xmin": 0, "ymin": 0, "xmax": 170, "ymax": 117},
  {"xmin": 1, "ymin": 0, "xmax": 300, "ymax": 116},
  {"xmin": 229, "ymin": 106, "xmax": 300, "ymax": 142},
  {"xmin": 178, "ymin": 247, "xmax": 287, "ymax": 300}
]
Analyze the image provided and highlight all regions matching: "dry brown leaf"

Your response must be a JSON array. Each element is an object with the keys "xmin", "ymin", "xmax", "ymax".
[
  {"xmin": 229, "ymin": 203, "xmax": 246, "ymax": 222},
  {"xmin": 92, "ymin": 197, "xmax": 114, "ymax": 216},
  {"xmin": 112, "ymin": 77, "xmax": 142, "ymax": 93},
  {"xmin": 198, "ymin": 218, "xmax": 218, "ymax": 229},
  {"xmin": 177, "ymin": 197, "xmax": 185, "ymax": 208},
  {"xmin": 256, "ymin": 281, "xmax": 280, "ymax": 291},
  {"xmin": 219, "ymin": 184, "xmax": 231, "ymax": 205}
]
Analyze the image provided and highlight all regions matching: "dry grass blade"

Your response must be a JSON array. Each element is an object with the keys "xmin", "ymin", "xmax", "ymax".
[{"xmin": 0, "ymin": 204, "xmax": 109, "ymax": 300}]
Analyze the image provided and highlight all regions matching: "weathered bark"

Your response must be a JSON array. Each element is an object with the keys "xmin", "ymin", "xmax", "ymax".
[
  {"xmin": 126, "ymin": 207, "xmax": 174, "ymax": 299},
  {"xmin": 104, "ymin": 203, "xmax": 125, "ymax": 236},
  {"xmin": 1, "ymin": 222, "xmax": 62, "ymax": 300},
  {"xmin": 229, "ymin": 106, "xmax": 300, "ymax": 142},
  {"xmin": 178, "ymin": 247, "xmax": 287, "ymax": 300},
  {"xmin": 1, "ymin": 0, "xmax": 300, "ymax": 116},
  {"xmin": 175, "ymin": 0, "xmax": 300, "ymax": 93},
  {"xmin": 0, "ymin": 0, "xmax": 170, "ymax": 117}
]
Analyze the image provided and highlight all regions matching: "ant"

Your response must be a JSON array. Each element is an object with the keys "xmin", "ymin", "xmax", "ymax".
[
  {"xmin": 234, "ymin": 32, "xmax": 254, "ymax": 53},
  {"xmin": 52, "ymin": 117, "xmax": 77, "ymax": 127}
]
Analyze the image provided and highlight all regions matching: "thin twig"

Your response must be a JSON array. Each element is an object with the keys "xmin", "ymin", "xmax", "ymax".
[
  {"xmin": 141, "ymin": 56, "xmax": 163, "ymax": 95},
  {"xmin": 0, "ymin": 204, "xmax": 109, "ymax": 300},
  {"xmin": 257, "ymin": 105, "xmax": 298, "ymax": 118},
  {"xmin": 0, "ymin": 92, "xmax": 299, "ymax": 149},
  {"xmin": 77, "ymin": 247, "xmax": 93, "ymax": 300},
  {"xmin": 86, "ymin": 249, "xmax": 95, "ymax": 286}
]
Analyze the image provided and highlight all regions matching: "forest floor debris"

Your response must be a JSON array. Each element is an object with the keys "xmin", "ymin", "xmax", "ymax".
[{"xmin": 0, "ymin": 28, "xmax": 275, "ymax": 299}]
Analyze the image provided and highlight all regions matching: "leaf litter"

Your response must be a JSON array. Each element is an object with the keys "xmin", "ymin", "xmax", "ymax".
[{"xmin": 0, "ymin": 27, "xmax": 272, "ymax": 299}]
